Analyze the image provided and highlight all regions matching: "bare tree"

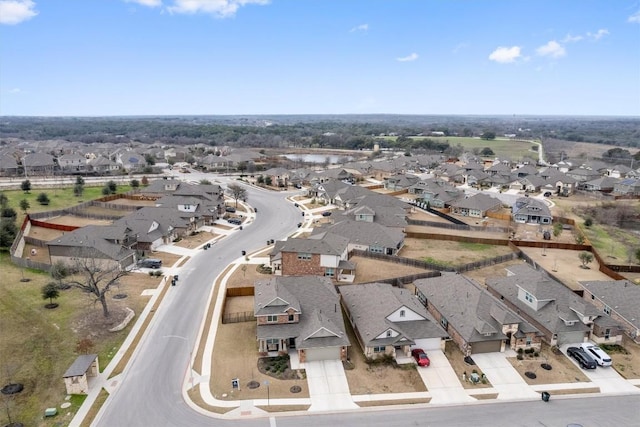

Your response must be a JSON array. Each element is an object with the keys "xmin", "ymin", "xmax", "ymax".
[
  {"xmin": 55, "ymin": 252, "xmax": 128, "ymax": 317},
  {"xmin": 227, "ymin": 183, "xmax": 247, "ymax": 208}
]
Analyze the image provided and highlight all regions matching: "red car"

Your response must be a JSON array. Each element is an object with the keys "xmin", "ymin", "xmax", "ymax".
[{"xmin": 411, "ymin": 348, "xmax": 430, "ymax": 367}]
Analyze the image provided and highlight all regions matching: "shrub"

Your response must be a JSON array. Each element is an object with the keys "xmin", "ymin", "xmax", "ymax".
[
  {"xmin": 517, "ymin": 348, "xmax": 524, "ymax": 354},
  {"xmin": 584, "ymin": 217, "xmax": 593, "ymax": 227},
  {"xmin": 534, "ymin": 352, "xmax": 539, "ymax": 357},
  {"xmin": 517, "ymin": 354, "xmax": 524, "ymax": 360}
]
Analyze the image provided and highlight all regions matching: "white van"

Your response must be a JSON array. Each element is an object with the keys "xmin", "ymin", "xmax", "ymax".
[{"xmin": 580, "ymin": 343, "xmax": 612, "ymax": 367}]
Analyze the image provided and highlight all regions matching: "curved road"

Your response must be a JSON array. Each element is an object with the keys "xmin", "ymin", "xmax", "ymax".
[
  {"xmin": 94, "ymin": 176, "xmax": 639, "ymax": 427},
  {"xmin": 95, "ymin": 180, "xmax": 303, "ymax": 426}
]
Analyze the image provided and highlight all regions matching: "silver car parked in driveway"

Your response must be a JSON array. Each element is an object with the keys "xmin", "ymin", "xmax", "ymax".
[{"xmin": 580, "ymin": 343, "xmax": 612, "ymax": 367}]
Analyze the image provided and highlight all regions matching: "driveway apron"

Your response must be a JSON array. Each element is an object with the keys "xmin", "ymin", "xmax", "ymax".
[
  {"xmin": 304, "ymin": 360, "xmax": 358, "ymax": 411},
  {"xmin": 416, "ymin": 350, "xmax": 475, "ymax": 404},
  {"xmin": 471, "ymin": 353, "xmax": 539, "ymax": 400}
]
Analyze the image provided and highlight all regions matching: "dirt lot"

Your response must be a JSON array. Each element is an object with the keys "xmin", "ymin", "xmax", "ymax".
[
  {"xmin": 76, "ymin": 205, "xmax": 131, "ymax": 217},
  {"xmin": 609, "ymin": 336, "xmax": 640, "ymax": 379},
  {"xmin": 519, "ymin": 247, "xmax": 614, "ymax": 291},
  {"xmin": 105, "ymin": 198, "xmax": 156, "ymax": 207},
  {"xmin": 173, "ymin": 230, "xmax": 219, "ymax": 249},
  {"xmin": 399, "ymin": 238, "xmax": 515, "ymax": 266},
  {"xmin": 41, "ymin": 215, "xmax": 114, "ymax": 227},
  {"xmin": 444, "ymin": 341, "xmax": 492, "ymax": 389},
  {"xmin": 507, "ymin": 343, "xmax": 590, "ymax": 385},
  {"xmin": 348, "ymin": 255, "xmax": 433, "ymax": 283}
]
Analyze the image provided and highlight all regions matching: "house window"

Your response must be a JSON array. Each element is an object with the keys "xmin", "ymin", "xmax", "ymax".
[
  {"xmin": 266, "ymin": 338, "xmax": 279, "ymax": 351},
  {"xmin": 441, "ymin": 317, "xmax": 448, "ymax": 329},
  {"xmin": 297, "ymin": 253, "xmax": 311, "ymax": 260},
  {"xmin": 267, "ymin": 315, "xmax": 278, "ymax": 323},
  {"xmin": 591, "ymin": 294, "xmax": 595, "ymax": 300},
  {"xmin": 386, "ymin": 330, "xmax": 392, "ymax": 337},
  {"xmin": 325, "ymin": 267, "xmax": 335, "ymax": 277},
  {"xmin": 400, "ymin": 310, "xmax": 405, "ymax": 318},
  {"xmin": 288, "ymin": 314, "xmax": 294, "ymax": 322},
  {"xmin": 373, "ymin": 346, "xmax": 386, "ymax": 353},
  {"xmin": 524, "ymin": 291, "xmax": 534, "ymax": 303},
  {"xmin": 369, "ymin": 246, "xmax": 383, "ymax": 253},
  {"xmin": 184, "ymin": 204, "xmax": 191, "ymax": 209},
  {"xmin": 604, "ymin": 305, "xmax": 611, "ymax": 315},
  {"xmin": 526, "ymin": 336, "xmax": 532, "ymax": 346},
  {"xmin": 605, "ymin": 328, "xmax": 611, "ymax": 339}
]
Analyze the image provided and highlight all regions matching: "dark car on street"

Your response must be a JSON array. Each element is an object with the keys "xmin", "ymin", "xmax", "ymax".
[
  {"xmin": 321, "ymin": 211, "xmax": 332, "ymax": 217},
  {"xmin": 567, "ymin": 346, "xmax": 597, "ymax": 369}
]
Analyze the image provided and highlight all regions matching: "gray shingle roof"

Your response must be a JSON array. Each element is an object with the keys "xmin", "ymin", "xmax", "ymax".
[
  {"xmin": 579, "ymin": 280, "xmax": 640, "ymax": 330},
  {"xmin": 340, "ymin": 282, "xmax": 447, "ymax": 348},
  {"xmin": 414, "ymin": 273, "xmax": 539, "ymax": 344},
  {"xmin": 63, "ymin": 354, "xmax": 98, "ymax": 377},
  {"xmin": 254, "ymin": 276, "xmax": 349, "ymax": 350}
]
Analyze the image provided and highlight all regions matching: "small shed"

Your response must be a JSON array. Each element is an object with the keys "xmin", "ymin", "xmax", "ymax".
[{"xmin": 63, "ymin": 354, "xmax": 99, "ymax": 395}]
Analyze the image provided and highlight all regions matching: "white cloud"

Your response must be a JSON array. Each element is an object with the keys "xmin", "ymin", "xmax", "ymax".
[
  {"xmin": 125, "ymin": 0, "xmax": 162, "ymax": 6},
  {"xmin": 167, "ymin": 0, "xmax": 269, "ymax": 18},
  {"xmin": 628, "ymin": 11, "xmax": 640, "ymax": 23},
  {"xmin": 9, "ymin": 88, "xmax": 21, "ymax": 93},
  {"xmin": 349, "ymin": 23, "xmax": 368, "ymax": 32},
  {"xmin": 536, "ymin": 40, "xmax": 566, "ymax": 58},
  {"xmin": 452, "ymin": 42, "xmax": 469, "ymax": 54},
  {"xmin": 396, "ymin": 53, "xmax": 418, "ymax": 62},
  {"xmin": 488, "ymin": 46, "xmax": 521, "ymax": 63},
  {"xmin": 561, "ymin": 34, "xmax": 583, "ymax": 43},
  {"xmin": 587, "ymin": 28, "xmax": 609, "ymax": 40},
  {"xmin": 0, "ymin": 0, "xmax": 38, "ymax": 25}
]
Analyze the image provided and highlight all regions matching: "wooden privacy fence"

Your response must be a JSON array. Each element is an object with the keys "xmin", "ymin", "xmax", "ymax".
[{"xmin": 222, "ymin": 311, "xmax": 256, "ymax": 324}]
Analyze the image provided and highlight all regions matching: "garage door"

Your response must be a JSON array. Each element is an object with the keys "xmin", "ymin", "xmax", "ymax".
[
  {"xmin": 413, "ymin": 338, "xmax": 442, "ymax": 351},
  {"xmin": 557, "ymin": 331, "xmax": 587, "ymax": 346},
  {"xmin": 305, "ymin": 347, "xmax": 340, "ymax": 361},
  {"xmin": 471, "ymin": 340, "xmax": 502, "ymax": 354}
]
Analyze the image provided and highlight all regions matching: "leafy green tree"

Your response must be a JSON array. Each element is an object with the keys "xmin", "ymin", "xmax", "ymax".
[
  {"xmin": 579, "ymin": 251, "xmax": 594, "ymax": 268},
  {"xmin": 19, "ymin": 199, "xmax": 30, "ymax": 214},
  {"xmin": 37, "ymin": 192, "xmax": 50, "ymax": 205},
  {"xmin": 130, "ymin": 179, "xmax": 140, "ymax": 189},
  {"xmin": 75, "ymin": 176, "xmax": 85, "ymax": 186},
  {"xmin": 0, "ymin": 192, "xmax": 8, "ymax": 207},
  {"xmin": 552, "ymin": 222, "xmax": 563, "ymax": 238},
  {"xmin": 256, "ymin": 175, "xmax": 264, "ymax": 184},
  {"xmin": 1, "ymin": 207, "xmax": 16, "ymax": 220},
  {"xmin": 102, "ymin": 186, "xmax": 111, "ymax": 195},
  {"xmin": 0, "ymin": 218, "xmax": 17, "ymax": 247},
  {"xmin": 265, "ymin": 176, "xmax": 272, "ymax": 186},
  {"xmin": 199, "ymin": 179, "xmax": 212, "ymax": 185},
  {"xmin": 481, "ymin": 132, "xmax": 496, "ymax": 140},
  {"xmin": 21, "ymin": 179, "xmax": 31, "ymax": 193},
  {"xmin": 480, "ymin": 147, "xmax": 495, "ymax": 156},
  {"xmin": 42, "ymin": 282, "xmax": 60, "ymax": 306},
  {"xmin": 73, "ymin": 183, "xmax": 84, "ymax": 197},
  {"xmin": 144, "ymin": 154, "xmax": 156, "ymax": 165},
  {"xmin": 107, "ymin": 180, "xmax": 117, "ymax": 194}
]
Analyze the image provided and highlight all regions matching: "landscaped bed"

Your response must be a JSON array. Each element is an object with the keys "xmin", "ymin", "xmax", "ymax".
[{"xmin": 506, "ymin": 343, "xmax": 589, "ymax": 385}]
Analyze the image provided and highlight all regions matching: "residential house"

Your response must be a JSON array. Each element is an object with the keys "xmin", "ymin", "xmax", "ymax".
[
  {"xmin": 512, "ymin": 197, "xmax": 553, "ymax": 224},
  {"xmin": 22, "ymin": 153, "xmax": 56, "ymax": 176},
  {"xmin": 269, "ymin": 232, "xmax": 353, "ymax": 281},
  {"xmin": 565, "ymin": 168, "xmax": 601, "ymax": 183},
  {"xmin": 57, "ymin": 153, "xmax": 88, "ymax": 174},
  {"xmin": 46, "ymin": 224, "xmax": 136, "ymax": 270},
  {"xmin": 341, "ymin": 282, "xmax": 448, "ymax": 361},
  {"xmin": 254, "ymin": 275, "xmax": 350, "ymax": 362},
  {"xmin": 412, "ymin": 178, "xmax": 464, "ymax": 208},
  {"xmin": 0, "ymin": 154, "xmax": 19, "ymax": 176},
  {"xmin": 311, "ymin": 219, "xmax": 404, "ymax": 255},
  {"xmin": 579, "ymin": 280, "xmax": 640, "ymax": 343},
  {"xmin": 384, "ymin": 174, "xmax": 420, "ymax": 191},
  {"xmin": 414, "ymin": 274, "xmax": 542, "ymax": 355},
  {"xmin": 114, "ymin": 207, "xmax": 189, "ymax": 252},
  {"xmin": 579, "ymin": 176, "xmax": 619, "ymax": 193},
  {"xmin": 88, "ymin": 156, "xmax": 120, "ymax": 174},
  {"xmin": 606, "ymin": 164, "xmax": 634, "ymax": 179},
  {"xmin": 154, "ymin": 194, "xmax": 219, "ymax": 229},
  {"xmin": 116, "ymin": 152, "xmax": 147, "ymax": 172},
  {"xmin": 450, "ymin": 193, "xmax": 502, "ymax": 218},
  {"xmin": 485, "ymin": 264, "xmax": 623, "ymax": 346},
  {"xmin": 613, "ymin": 178, "xmax": 640, "ymax": 196},
  {"xmin": 262, "ymin": 167, "xmax": 291, "ymax": 187}
]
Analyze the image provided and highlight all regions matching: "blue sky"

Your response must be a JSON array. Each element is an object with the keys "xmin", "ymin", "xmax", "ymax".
[{"xmin": 1, "ymin": 0, "xmax": 639, "ymax": 116}]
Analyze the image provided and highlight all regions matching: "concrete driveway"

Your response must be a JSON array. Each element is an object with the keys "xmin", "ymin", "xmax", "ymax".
[
  {"xmin": 471, "ymin": 352, "xmax": 539, "ymax": 400},
  {"xmin": 304, "ymin": 360, "xmax": 358, "ymax": 411},
  {"xmin": 560, "ymin": 344, "xmax": 640, "ymax": 394},
  {"xmin": 416, "ymin": 350, "xmax": 475, "ymax": 404}
]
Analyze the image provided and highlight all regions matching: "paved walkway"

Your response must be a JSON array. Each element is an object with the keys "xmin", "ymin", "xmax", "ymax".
[{"xmin": 471, "ymin": 352, "xmax": 540, "ymax": 400}]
